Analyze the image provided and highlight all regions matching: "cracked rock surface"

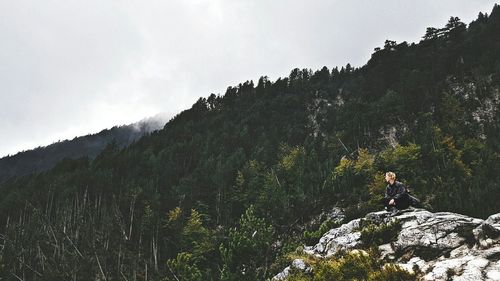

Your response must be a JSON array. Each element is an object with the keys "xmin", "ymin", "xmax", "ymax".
[{"xmin": 282, "ymin": 208, "xmax": 500, "ymax": 280}]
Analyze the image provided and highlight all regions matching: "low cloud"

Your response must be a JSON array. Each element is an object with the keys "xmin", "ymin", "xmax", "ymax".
[{"xmin": 0, "ymin": 0, "xmax": 495, "ymax": 157}]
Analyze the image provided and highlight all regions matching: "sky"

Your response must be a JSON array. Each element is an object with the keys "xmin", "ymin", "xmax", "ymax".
[{"xmin": 0, "ymin": 0, "xmax": 497, "ymax": 157}]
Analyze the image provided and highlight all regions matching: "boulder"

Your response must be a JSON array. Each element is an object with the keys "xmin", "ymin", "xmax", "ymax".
[
  {"xmin": 303, "ymin": 217, "xmax": 362, "ymax": 257},
  {"xmin": 272, "ymin": 259, "xmax": 311, "ymax": 280},
  {"xmin": 298, "ymin": 208, "xmax": 500, "ymax": 280}
]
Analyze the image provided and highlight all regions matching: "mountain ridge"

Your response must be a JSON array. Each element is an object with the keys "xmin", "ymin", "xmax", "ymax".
[{"xmin": 0, "ymin": 113, "xmax": 169, "ymax": 184}]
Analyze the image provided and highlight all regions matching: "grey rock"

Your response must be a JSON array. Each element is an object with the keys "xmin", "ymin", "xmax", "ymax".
[
  {"xmin": 474, "ymin": 213, "xmax": 500, "ymax": 243},
  {"xmin": 303, "ymin": 218, "xmax": 362, "ymax": 257},
  {"xmin": 298, "ymin": 208, "xmax": 500, "ymax": 280},
  {"xmin": 306, "ymin": 207, "xmax": 345, "ymax": 230},
  {"xmin": 272, "ymin": 259, "xmax": 311, "ymax": 280},
  {"xmin": 393, "ymin": 210, "xmax": 482, "ymax": 257},
  {"xmin": 379, "ymin": 243, "xmax": 396, "ymax": 260}
]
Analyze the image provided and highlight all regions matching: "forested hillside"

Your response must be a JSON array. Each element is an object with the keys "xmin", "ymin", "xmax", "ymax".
[
  {"xmin": 0, "ymin": 115, "xmax": 167, "ymax": 184},
  {"xmin": 0, "ymin": 6, "xmax": 499, "ymax": 280}
]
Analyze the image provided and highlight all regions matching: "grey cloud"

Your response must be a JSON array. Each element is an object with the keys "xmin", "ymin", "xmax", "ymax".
[{"xmin": 0, "ymin": 0, "xmax": 496, "ymax": 157}]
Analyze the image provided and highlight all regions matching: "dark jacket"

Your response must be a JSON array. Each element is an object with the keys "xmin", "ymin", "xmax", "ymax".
[{"xmin": 385, "ymin": 181, "xmax": 407, "ymax": 200}]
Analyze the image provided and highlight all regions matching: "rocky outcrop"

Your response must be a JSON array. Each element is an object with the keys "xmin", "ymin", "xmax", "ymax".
[
  {"xmin": 273, "ymin": 259, "xmax": 312, "ymax": 281},
  {"xmin": 276, "ymin": 208, "xmax": 500, "ymax": 280}
]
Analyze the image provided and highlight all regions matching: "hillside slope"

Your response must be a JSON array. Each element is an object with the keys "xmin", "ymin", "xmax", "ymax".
[
  {"xmin": 0, "ymin": 6, "xmax": 499, "ymax": 280},
  {"xmin": 0, "ymin": 114, "xmax": 168, "ymax": 183}
]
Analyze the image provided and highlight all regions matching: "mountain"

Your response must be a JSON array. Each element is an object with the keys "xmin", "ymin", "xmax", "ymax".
[
  {"xmin": 0, "ymin": 5, "xmax": 499, "ymax": 280},
  {"xmin": 0, "ymin": 114, "xmax": 169, "ymax": 184}
]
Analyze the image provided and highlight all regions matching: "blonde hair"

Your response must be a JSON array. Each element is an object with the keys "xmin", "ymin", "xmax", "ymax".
[{"xmin": 385, "ymin": 172, "xmax": 396, "ymax": 180}]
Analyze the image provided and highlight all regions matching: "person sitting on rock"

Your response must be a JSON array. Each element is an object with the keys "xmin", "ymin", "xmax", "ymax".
[{"xmin": 384, "ymin": 171, "xmax": 411, "ymax": 214}]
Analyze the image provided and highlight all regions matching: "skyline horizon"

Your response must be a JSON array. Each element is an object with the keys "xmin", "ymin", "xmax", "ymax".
[{"xmin": 1, "ymin": 0, "xmax": 496, "ymax": 157}]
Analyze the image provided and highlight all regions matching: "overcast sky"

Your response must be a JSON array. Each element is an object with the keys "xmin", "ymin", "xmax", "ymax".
[{"xmin": 0, "ymin": 0, "xmax": 497, "ymax": 157}]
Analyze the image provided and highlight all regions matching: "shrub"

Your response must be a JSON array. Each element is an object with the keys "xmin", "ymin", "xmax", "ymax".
[
  {"xmin": 303, "ymin": 218, "xmax": 341, "ymax": 245},
  {"xmin": 359, "ymin": 219, "xmax": 402, "ymax": 247},
  {"xmin": 285, "ymin": 250, "xmax": 416, "ymax": 281}
]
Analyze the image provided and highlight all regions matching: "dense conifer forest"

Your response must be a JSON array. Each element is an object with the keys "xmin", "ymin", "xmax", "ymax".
[
  {"xmin": 0, "ymin": 116, "xmax": 166, "ymax": 184},
  {"xmin": 0, "ymin": 5, "xmax": 499, "ymax": 280}
]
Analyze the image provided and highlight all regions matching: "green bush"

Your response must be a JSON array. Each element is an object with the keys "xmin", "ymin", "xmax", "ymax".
[
  {"xmin": 285, "ymin": 250, "xmax": 416, "ymax": 281},
  {"xmin": 303, "ymin": 218, "xmax": 341, "ymax": 245},
  {"xmin": 163, "ymin": 252, "xmax": 203, "ymax": 281},
  {"xmin": 359, "ymin": 219, "xmax": 402, "ymax": 247}
]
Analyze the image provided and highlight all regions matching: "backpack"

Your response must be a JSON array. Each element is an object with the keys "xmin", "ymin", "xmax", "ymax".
[{"xmin": 406, "ymin": 184, "xmax": 421, "ymax": 207}]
